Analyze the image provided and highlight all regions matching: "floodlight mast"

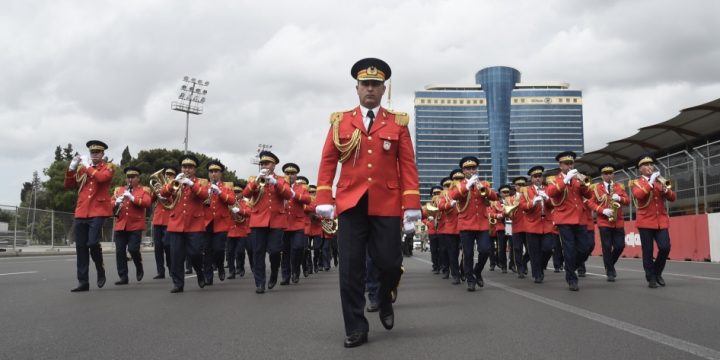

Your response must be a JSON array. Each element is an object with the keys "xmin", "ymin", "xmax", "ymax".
[{"xmin": 171, "ymin": 76, "xmax": 210, "ymax": 153}]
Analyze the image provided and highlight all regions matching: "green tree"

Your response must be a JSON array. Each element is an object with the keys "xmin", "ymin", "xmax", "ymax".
[
  {"xmin": 121, "ymin": 146, "xmax": 132, "ymax": 166},
  {"xmin": 54, "ymin": 146, "xmax": 62, "ymax": 161},
  {"xmin": 43, "ymin": 160, "xmax": 77, "ymax": 212},
  {"xmin": 62, "ymin": 143, "xmax": 74, "ymax": 161}
]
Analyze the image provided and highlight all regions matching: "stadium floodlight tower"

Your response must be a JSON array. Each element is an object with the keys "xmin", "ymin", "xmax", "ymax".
[{"xmin": 171, "ymin": 76, "xmax": 209, "ymax": 154}]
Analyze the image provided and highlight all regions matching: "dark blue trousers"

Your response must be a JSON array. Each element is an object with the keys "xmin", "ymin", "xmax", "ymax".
[
  {"xmin": 114, "ymin": 230, "xmax": 143, "ymax": 280},
  {"xmin": 251, "ymin": 227, "xmax": 284, "ymax": 288},
  {"xmin": 169, "ymin": 231, "xmax": 204, "ymax": 289},
  {"xmin": 526, "ymin": 233, "xmax": 555, "ymax": 280},
  {"xmin": 460, "ymin": 230, "xmax": 490, "ymax": 286},
  {"xmin": 512, "ymin": 232, "xmax": 529, "ymax": 273},
  {"xmin": 226, "ymin": 236, "xmax": 239, "ymax": 274},
  {"xmin": 429, "ymin": 234, "xmax": 440, "ymax": 271},
  {"xmin": 442, "ymin": 234, "xmax": 460, "ymax": 279},
  {"xmin": 495, "ymin": 231, "xmax": 509, "ymax": 270},
  {"xmin": 577, "ymin": 229, "xmax": 596, "ymax": 273},
  {"xmin": 366, "ymin": 254, "xmax": 380, "ymax": 304},
  {"xmin": 203, "ymin": 229, "xmax": 228, "ymax": 283},
  {"xmin": 234, "ymin": 236, "xmax": 253, "ymax": 273},
  {"xmin": 152, "ymin": 225, "xmax": 171, "ymax": 276},
  {"xmin": 558, "ymin": 224, "xmax": 589, "ymax": 284},
  {"xmin": 73, "ymin": 217, "xmax": 106, "ymax": 286},
  {"xmin": 322, "ymin": 237, "xmax": 332, "ymax": 270},
  {"xmin": 552, "ymin": 234, "xmax": 564, "ymax": 270},
  {"xmin": 599, "ymin": 226, "xmax": 625, "ymax": 275},
  {"xmin": 638, "ymin": 228, "xmax": 671, "ymax": 281}
]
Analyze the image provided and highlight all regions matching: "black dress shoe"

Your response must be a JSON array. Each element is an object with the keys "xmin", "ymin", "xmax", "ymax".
[
  {"xmin": 441, "ymin": 273, "xmax": 450, "ymax": 279},
  {"xmin": 97, "ymin": 270, "xmax": 106, "ymax": 289},
  {"xmin": 467, "ymin": 282, "xmax": 476, "ymax": 292},
  {"xmin": 390, "ymin": 289, "xmax": 398, "ymax": 303},
  {"xmin": 554, "ymin": 268, "xmax": 561, "ymax": 273},
  {"xmin": 366, "ymin": 301, "xmax": 379, "ymax": 312},
  {"xmin": 343, "ymin": 332, "xmax": 368, "ymax": 348},
  {"xmin": 280, "ymin": 278, "xmax": 290, "ymax": 286},
  {"xmin": 656, "ymin": 275, "xmax": 666, "ymax": 287},
  {"xmin": 255, "ymin": 286, "xmax": 265, "ymax": 294},
  {"xmin": 578, "ymin": 269, "xmax": 586, "ymax": 277},
  {"xmin": 227, "ymin": 273, "xmax": 236, "ymax": 280},
  {"xmin": 325, "ymin": 267, "xmax": 331, "ymax": 271},
  {"xmin": 534, "ymin": 278, "xmax": 543, "ymax": 284},
  {"xmin": 477, "ymin": 274, "xmax": 484, "ymax": 287},
  {"xmin": 379, "ymin": 306, "xmax": 394, "ymax": 330},
  {"xmin": 218, "ymin": 270, "xmax": 226, "ymax": 281},
  {"xmin": 501, "ymin": 268, "xmax": 508, "ymax": 274},
  {"xmin": 170, "ymin": 287, "xmax": 183, "ymax": 293},
  {"xmin": 153, "ymin": 274, "xmax": 165, "ymax": 280},
  {"xmin": 239, "ymin": 269, "xmax": 245, "ymax": 278},
  {"xmin": 451, "ymin": 278, "xmax": 461, "ymax": 285},
  {"xmin": 518, "ymin": 273, "xmax": 525, "ymax": 279},
  {"xmin": 115, "ymin": 278, "xmax": 129, "ymax": 286},
  {"xmin": 70, "ymin": 284, "xmax": 89, "ymax": 292},
  {"xmin": 268, "ymin": 279, "xmax": 277, "ymax": 289},
  {"xmin": 291, "ymin": 274, "xmax": 299, "ymax": 284},
  {"xmin": 489, "ymin": 266, "xmax": 495, "ymax": 271},
  {"xmin": 197, "ymin": 275, "xmax": 206, "ymax": 289},
  {"xmin": 607, "ymin": 274, "xmax": 616, "ymax": 282},
  {"xmin": 648, "ymin": 280, "xmax": 658, "ymax": 288},
  {"xmin": 136, "ymin": 270, "xmax": 144, "ymax": 282},
  {"xmin": 569, "ymin": 282, "xmax": 579, "ymax": 291},
  {"xmin": 185, "ymin": 269, "xmax": 193, "ymax": 274}
]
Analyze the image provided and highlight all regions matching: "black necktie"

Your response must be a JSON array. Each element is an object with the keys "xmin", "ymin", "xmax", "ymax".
[{"xmin": 367, "ymin": 110, "xmax": 375, "ymax": 132}]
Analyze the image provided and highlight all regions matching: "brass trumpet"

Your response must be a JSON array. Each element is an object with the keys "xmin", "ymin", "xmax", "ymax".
[
  {"xmin": 172, "ymin": 173, "xmax": 187, "ymax": 191},
  {"xmin": 656, "ymin": 175, "xmax": 672, "ymax": 189},
  {"xmin": 150, "ymin": 168, "xmax": 181, "ymax": 209},
  {"xmin": 576, "ymin": 173, "xmax": 592, "ymax": 186}
]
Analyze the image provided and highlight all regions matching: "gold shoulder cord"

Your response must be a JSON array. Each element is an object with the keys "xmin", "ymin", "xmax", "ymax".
[
  {"xmin": 330, "ymin": 112, "xmax": 361, "ymax": 164},
  {"xmin": 454, "ymin": 182, "xmax": 471, "ymax": 213},
  {"xmin": 630, "ymin": 179, "xmax": 653, "ymax": 209},
  {"xmin": 246, "ymin": 176, "xmax": 264, "ymax": 208}
]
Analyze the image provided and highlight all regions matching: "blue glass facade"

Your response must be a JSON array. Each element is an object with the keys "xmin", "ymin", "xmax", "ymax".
[{"xmin": 414, "ymin": 66, "xmax": 584, "ymax": 202}]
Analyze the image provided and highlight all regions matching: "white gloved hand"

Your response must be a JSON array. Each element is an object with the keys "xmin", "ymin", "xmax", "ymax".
[
  {"xmin": 123, "ymin": 190, "xmax": 135, "ymax": 202},
  {"xmin": 465, "ymin": 175, "xmax": 479, "ymax": 191},
  {"xmin": 115, "ymin": 197, "xmax": 124, "ymax": 205},
  {"xmin": 290, "ymin": 189, "xmax": 296, "ymax": 199},
  {"xmin": 611, "ymin": 194, "xmax": 621, "ymax": 202},
  {"xmin": 231, "ymin": 207, "xmax": 240, "ymax": 214},
  {"xmin": 649, "ymin": 171, "xmax": 660, "ymax": 186},
  {"xmin": 175, "ymin": 173, "xmax": 184, "ymax": 181},
  {"xmin": 404, "ymin": 209, "xmax": 422, "ymax": 223},
  {"xmin": 210, "ymin": 184, "xmax": 221, "ymax": 194},
  {"xmin": 450, "ymin": 200, "xmax": 457, "ymax": 207},
  {"xmin": 533, "ymin": 195, "xmax": 543, "ymax": 205},
  {"xmin": 428, "ymin": 216, "xmax": 434, "ymax": 221},
  {"xmin": 69, "ymin": 155, "xmax": 81, "ymax": 171},
  {"xmin": 157, "ymin": 195, "xmax": 167, "ymax": 201},
  {"xmin": 403, "ymin": 220, "xmax": 415, "ymax": 234},
  {"xmin": 602, "ymin": 208, "xmax": 613, "ymax": 217},
  {"xmin": 538, "ymin": 190, "xmax": 549, "ymax": 200},
  {"xmin": 267, "ymin": 175, "xmax": 278, "ymax": 185},
  {"xmin": 316, "ymin": 204, "xmax": 334, "ymax": 219},
  {"xmin": 182, "ymin": 177, "xmax": 194, "ymax": 187},
  {"xmin": 564, "ymin": 169, "xmax": 578, "ymax": 184}
]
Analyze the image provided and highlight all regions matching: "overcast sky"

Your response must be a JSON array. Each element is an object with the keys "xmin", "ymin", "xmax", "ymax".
[{"xmin": 1, "ymin": 0, "xmax": 719, "ymax": 207}]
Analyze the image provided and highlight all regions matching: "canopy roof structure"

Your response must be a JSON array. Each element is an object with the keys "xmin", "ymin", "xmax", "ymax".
[{"xmin": 576, "ymin": 98, "xmax": 720, "ymax": 175}]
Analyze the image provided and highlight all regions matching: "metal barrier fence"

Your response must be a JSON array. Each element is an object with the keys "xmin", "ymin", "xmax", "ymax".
[
  {"xmin": 597, "ymin": 139, "xmax": 720, "ymax": 220},
  {"xmin": 0, "ymin": 205, "xmax": 152, "ymax": 249}
]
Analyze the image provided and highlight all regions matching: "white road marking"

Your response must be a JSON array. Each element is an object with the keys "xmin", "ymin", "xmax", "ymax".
[
  {"xmin": 412, "ymin": 257, "xmax": 720, "ymax": 360},
  {"xmin": 586, "ymin": 264, "xmax": 720, "ymax": 281},
  {"xmin": 0, "ymin": 271, "xmax": 39, "ymax": 276}
]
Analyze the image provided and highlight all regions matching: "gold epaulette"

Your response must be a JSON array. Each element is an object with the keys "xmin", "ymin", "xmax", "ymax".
[
  {"xmin": 106, "ymin": 162, "xmax": 117, "ymax": 172},
  {"xmin": 617, "ymin": 182, "xmax": 626, "ymax": 190},
  {"xmin": 248, "ymin": 176, "xmax": 256, "ymax": 183},
  {"xmin": 329, "ymin": 110, "xmax": 348, "ymax": 125},
  {"xmin": 114, "ymin": 186, "xmax": 122, "ymax": 195},
  {"xmin": 545, "ymin": 175, "xmax": 557, "ymax": 185},
  {"xmin": 387, "ymin": 109, "xmax": 409, "ymax": 126},
  {"xmin": 588, "ymin": 183, "xmax": 597, "ymax": 191},
  {"xmin": 197, "ymin": 178, "xmax": 209, "ymax": 186},
  {"xmin": 628, "ymin": 179, "xmax": 636, "ymax": 188},
  {"xmin": 224, "ymin": 181, "xmax": 234, "ymax": 188},
  {"xmin": 143, "ymin": 186, "xmax": 152, "ymax": 194}
]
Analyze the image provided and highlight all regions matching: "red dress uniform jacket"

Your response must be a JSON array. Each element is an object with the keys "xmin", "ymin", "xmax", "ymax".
[
  {"xmin": 589, "ymin": 182, "xmax": 630, "ymax": 228},
  {"xmin": 243, "ymin": 175, "xmax": 293, "ymax": 229},
  {"xmin": 449, "ymin": 180, "xmax": 498, "ymax": 231},
  {"xmin": 316, "ymin": 106, "xmax": 421, "ymax": 216},
  {"xmin": 505, "ymin": 192, "xmax": 526, "ymax": 233},
  {"xmin": 64, "ymin": 162, "xmax": 115, "ymax": 218},
  {"xmin": 228, "ymin": 199, "xmax": 251, "ymax": 238},
  {"xmin": 160, "ymin": 177, "xmax": 209, "ymax": 232},
  {"xmin": 546, "ymin": 173, "xmax": 592, "ymax": 225},
  {"xmin": 582, "ymin": 199, "xmax": 595, "ymax": 231},
  {"xmin": 303, "ymin": 199, "xmax": 323, "ymax": 237},
  {"xmin": 285, "ymin": 183, "xmax": 312, "ymax": 232},
  {"xmin": 151, "ymin": 192, "xmax": 172, "ymax": 226},
  {"xmin": 631, "ymin": 176, "xmax": 676, "ymax": 229},
  {"xmin": 204, "ymin": 182, "xmax": 236, "ymax": 233},
  {"xmin": 521, "ymin": 185, "xmax": 555, "ymax": 234},
  {"xmin": 436, "ymin": 192, "xmax": 459, "ymax": 235},
  {"xmin": 489, "ymin": 201, "xmax": 506, "ymax": 232},
  {"xmin": 112, "ymin": 186, "xmax": 152, "ymax": 231},
  {"xmin": 422, "ymin": 218, "xmax": 439, "ymax": 235}
]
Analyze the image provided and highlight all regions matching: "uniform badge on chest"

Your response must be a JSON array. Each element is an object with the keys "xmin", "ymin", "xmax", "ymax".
[{"xmin": 383, "ymin": 140, "xmax": 391, "ymax": 151}]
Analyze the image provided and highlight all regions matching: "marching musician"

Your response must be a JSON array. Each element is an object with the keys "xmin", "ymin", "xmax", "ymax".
[
  {"xmin": 631, "ymin": 155, "xmax": 676, "ymax": 288},
  {"xmin": 510, "ymin": 176, "xmax": 530, "ymax": 277},
  {"xmin": 303, "ymin": 185, "xmax": 323, "ymax": 275},
  {"xmin": 227, "ymin": 180, "xmax": 252, "ymax": 279},
  {"xmin": 150, "ymin": 166, "xmax": 177, "ymax": 280},
  {"xmin": 520, "ymin": 166, "xmax": 554, "ymax": 284},
  {"xmin": 161, "ymin": 154, "xmax": 210, "ymax": 293},
  {"xmin": 588, "ymin": 163, "xmax": 629, "ymax": 282},
  {"xmin": 546, "ymin": 151, "xmax": 592, "ymax": 291},
  {"xmin": 577, "ymin": 173, "xmax": 597, "ymax": 278},
  {"xmin": 423, "ymin": 186, "xmax": 443, "ymax": 274},
  {"xmin": 494, "ymin": 185, "xmax": 512, "ymax": 273},
  {"xmin": 437, "ymin": 172, "xmax": 463, "ymax": 284},
  {"xmin": 448, "ymin": 156, "xmax": 498, "ymax": 292},
  {"xmin": 111, "ymin": 166, "xmax": 152, "ymax": 285},
  {"xmin": 203, "ymin": 160, "xmax": 236, "ymax": 284},
  {"xmin": 315, "ymin": 58, "xmax": 421, "ymax": 347},
  {"xmin": 282, "ymin": 170, "xmax": 312, "ymax": 285},
  {"xmin": 65, "ymin": 140, "xmax": 114, "ymax": 292},
  {"xmin": 243, "ymin": 150, "xmax": 294, "ymax": 294},
  {"xmin": 280, "ymin": 164, "xmax": 312, "ymax": 285}
]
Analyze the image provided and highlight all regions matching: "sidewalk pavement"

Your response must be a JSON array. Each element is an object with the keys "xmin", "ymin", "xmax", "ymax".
[{"xmin": 0, "ymin": 243, "xmax": 156, "ymax": 257}]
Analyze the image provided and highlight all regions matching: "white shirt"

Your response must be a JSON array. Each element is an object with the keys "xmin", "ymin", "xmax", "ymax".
[{"xmin": 360, "ymin": 105, "xmax": 380, "ymax": 132}]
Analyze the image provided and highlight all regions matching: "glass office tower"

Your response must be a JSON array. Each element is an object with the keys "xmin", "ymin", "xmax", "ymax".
[{"xmin": 414, "ymin": 66, "xmax": 584, "ymax": 202}]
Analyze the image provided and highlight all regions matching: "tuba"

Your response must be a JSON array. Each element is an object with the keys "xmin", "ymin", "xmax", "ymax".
[
  {"xmin": 321, "ymin": 218, "xmax": 338, "ymax": 234},
  {"xmin": 150, "ymin": 169, "xmax": 181, "ymax": 209}
]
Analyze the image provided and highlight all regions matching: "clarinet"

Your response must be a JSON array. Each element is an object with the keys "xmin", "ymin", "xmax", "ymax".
[{"xmin": 114, "ymin": 185, "xmax": 132, "ymax": 217}]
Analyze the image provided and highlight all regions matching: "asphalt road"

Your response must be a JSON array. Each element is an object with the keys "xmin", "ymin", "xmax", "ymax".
[{"xmin": 1, "ymin": 251, "xmax": 719, "ymax": 360}]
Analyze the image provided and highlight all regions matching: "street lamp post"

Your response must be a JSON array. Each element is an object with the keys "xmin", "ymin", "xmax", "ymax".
[
  {"xmin": 171, "ymin": 76, "xmax": 209, "ymax": 153},
  {"xmin": 251, "ymin": 143, "xmax": 273, "ymax": 165}
]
